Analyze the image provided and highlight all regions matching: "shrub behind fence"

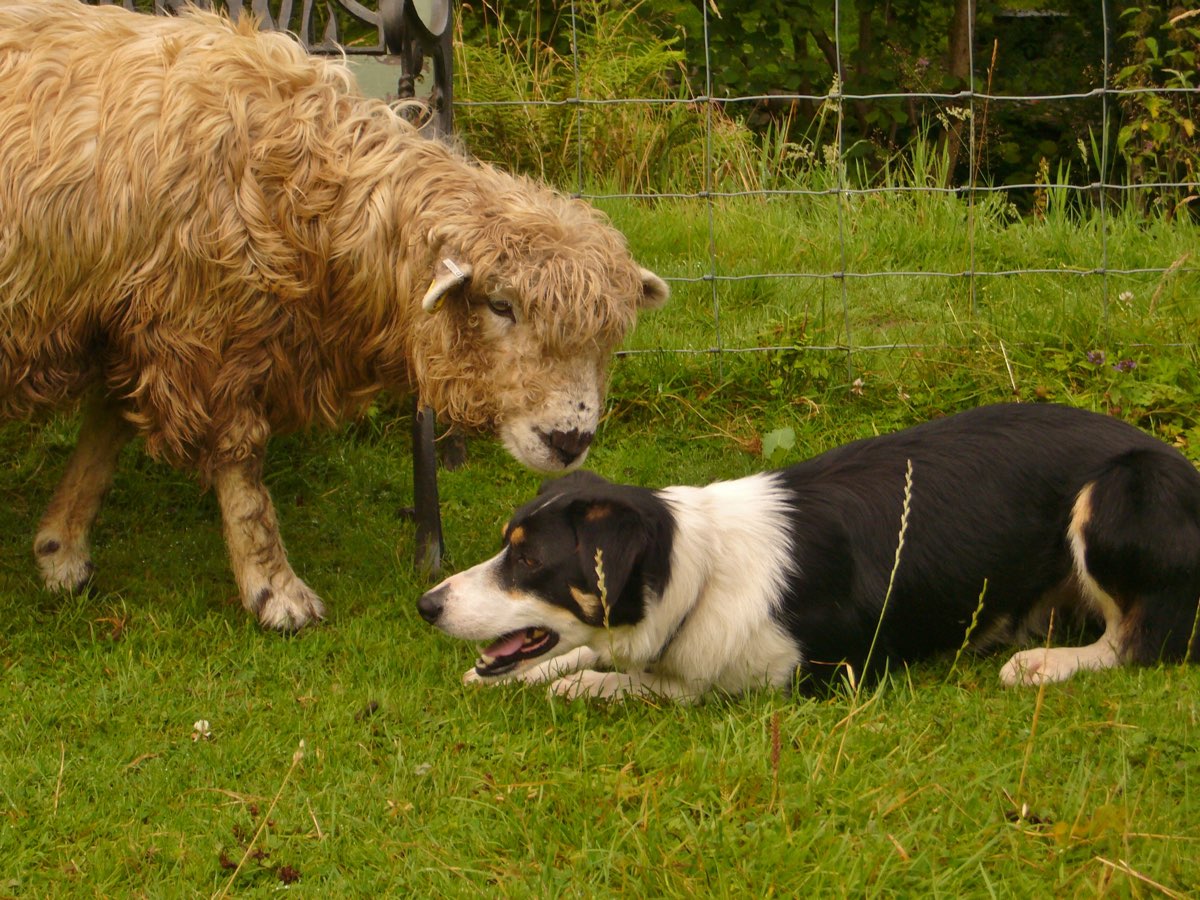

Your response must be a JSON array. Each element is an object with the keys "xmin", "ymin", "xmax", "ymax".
[{"xmin": 453, "ymin": 1, "xmax": 1199, "ymax": 403}]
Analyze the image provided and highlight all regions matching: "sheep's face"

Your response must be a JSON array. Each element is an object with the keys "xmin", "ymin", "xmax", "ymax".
[
  {"xmin": 411, "ymin": 203, "xmax": 668, "ymax": 472},
  {"xmin": 496, "ymin": 352, "xmax": 606, "ymax": 472}
]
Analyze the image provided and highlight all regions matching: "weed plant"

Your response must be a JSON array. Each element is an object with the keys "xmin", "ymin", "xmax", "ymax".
[{"xmin": 455, "ymin": 0, "xmax": 763, "ymax": 194}]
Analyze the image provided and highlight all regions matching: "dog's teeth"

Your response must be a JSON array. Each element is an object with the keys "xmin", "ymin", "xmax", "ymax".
[
  {"xmin": 530, "ymin": 628, "xmax": 546, "ymax": 639},
  {"xmin": 478, "ymin": 652, "xmax": 495, "ymax": 664}
]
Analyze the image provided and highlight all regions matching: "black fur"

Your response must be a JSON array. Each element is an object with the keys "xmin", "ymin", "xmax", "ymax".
[
  {"xmin": 504, "ymin": 473, "xmax": 675, "ymax": 627},
  {"xmin": 731, "ymin": 404, "xmax": 1191, "ymax": 686},
  {"xmin": 529, "ymin": 404, "xmax": 1200, "ymax": 689},
  {"xmin": 420, "ymin": 402, "xmax": 1200, "ymax": 699}
]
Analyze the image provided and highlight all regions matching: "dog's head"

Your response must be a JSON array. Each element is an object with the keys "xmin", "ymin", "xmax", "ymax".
[{"xmin": 416, "ymin": 470, "xmax": 673, "ymax": 679}]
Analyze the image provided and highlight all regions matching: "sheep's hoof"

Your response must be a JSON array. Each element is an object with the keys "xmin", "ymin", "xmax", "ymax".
[
  {"xmin": 251, "ymin": 580, "xmax": 326, "ymax": 631},
  {"xmin": 36, "ymin": 538, "xmax": 97, "ymax": 594},
  {"xmin": 439, "ymin": 429, "xmax": 468, "ymax": 471}
]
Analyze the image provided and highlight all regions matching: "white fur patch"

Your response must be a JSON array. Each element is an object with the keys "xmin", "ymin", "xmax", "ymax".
[
  {"xmin": 643, "ymin": 473, "xmax": 803, "ymax": 696},
  {"xmin": 437, "ymin": 471, "xmax": 803, "ymax": 701}
]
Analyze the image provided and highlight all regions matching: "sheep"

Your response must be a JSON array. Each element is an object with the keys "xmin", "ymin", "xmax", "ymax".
[{"xmin": 0, "ymin": 0, "xmax": 668, "ymax": 629}]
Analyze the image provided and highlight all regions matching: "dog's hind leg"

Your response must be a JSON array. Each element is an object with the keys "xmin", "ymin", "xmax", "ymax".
[
  {"xmin": 1001, "ymin": 482, "xmax": 1125, "ymax": 686},
  {"xmin": 1081, "ymin": 449, "xmax": 1200, "ymax": 667},
  {"xmin": 999, "ymin": 610, "xmax": 1122, "ymax": 686},
  {"xmin": 1002, "ymin": 450, "xmax": 1200, "ymax": 685},
  {"xmin": 35, "ymin": 393, "xmax": 134, "ymax": 593}
]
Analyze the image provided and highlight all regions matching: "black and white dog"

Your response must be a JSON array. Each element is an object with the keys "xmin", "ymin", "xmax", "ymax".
[{"xmin": 418, "ymin": 403, "xmax": 1200, "ymax": 701}]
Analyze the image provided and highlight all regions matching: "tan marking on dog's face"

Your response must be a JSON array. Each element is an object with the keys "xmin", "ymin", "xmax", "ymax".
[
  {"xmin": 584, "ymin": 503, "xmax": 613, "ymax": 522},
  {"xmin": 509, "ymin": 525, "xmax": 526, "ymax": 547},
  {"xmin": 570, "ymin": 586, "xmax": 604, "ymax": 622}
]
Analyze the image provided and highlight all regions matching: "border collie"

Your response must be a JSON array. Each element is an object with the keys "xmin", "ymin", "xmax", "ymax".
[{"xmin": 418, "ymin": 403, "xmax": 1200, "ymax": 701}]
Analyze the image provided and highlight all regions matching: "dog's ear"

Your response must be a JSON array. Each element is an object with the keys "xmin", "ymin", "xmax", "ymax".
[{"xmin": 567, "ymin": 495, "xmax": 655, "ymax": 626}]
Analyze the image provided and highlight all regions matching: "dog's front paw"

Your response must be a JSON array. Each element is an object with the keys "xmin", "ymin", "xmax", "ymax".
[
  {"xmin": 550, "ymin": 669, "xmax": 631, "ymax": 701},
  {"xmin": 463, "ymin": 666, "xmax": 522, "ymax": 686},
  {"xmin": 250, "ymin": 578, "xmax": 326, "ymax": 631}
]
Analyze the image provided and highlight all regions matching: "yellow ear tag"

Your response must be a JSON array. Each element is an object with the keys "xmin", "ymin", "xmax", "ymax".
[{"xmin": 425, "ymin": 258, "xmax": 468, "ymax": 312}]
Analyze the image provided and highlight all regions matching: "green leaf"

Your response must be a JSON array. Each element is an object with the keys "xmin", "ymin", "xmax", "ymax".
[{"xmin": 762, "ymin": 427, "xmax": 796, "ymax": 462}]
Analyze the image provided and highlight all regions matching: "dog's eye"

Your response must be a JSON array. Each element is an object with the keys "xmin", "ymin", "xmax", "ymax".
[
  {"xmin": 514, "ymin": 551, "xmax": 540, "ymax": 570},
  {"xmin": 486, "ymin": 295, "xmax": 516, "ymax": 321}
]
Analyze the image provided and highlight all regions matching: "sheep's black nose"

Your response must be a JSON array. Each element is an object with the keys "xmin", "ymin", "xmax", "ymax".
[
  {"xmin": 544, "ymin": 429, "xmax": 594, "ymax": 466},
  {"xmin": 417, "ymin": 587, "xmax": 446, "ymax": 624}
]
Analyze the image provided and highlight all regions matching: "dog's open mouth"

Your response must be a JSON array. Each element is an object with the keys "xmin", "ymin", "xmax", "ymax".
[{"xmin": 474, "ymin": 627, "xmax": 560, "ymax": 677}]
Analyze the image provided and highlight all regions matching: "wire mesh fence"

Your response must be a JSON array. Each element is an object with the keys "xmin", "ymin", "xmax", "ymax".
[
  {"xmin": 84, "ymin": 1, "xmax": 1200, "ymax": 387},
  {"xmin": 453, "ymin": 2, "xmax": 1199, "ymax": 382}
]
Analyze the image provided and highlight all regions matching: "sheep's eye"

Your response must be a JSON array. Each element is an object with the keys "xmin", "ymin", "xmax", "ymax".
[{"xmin": 486, "ymin": 296, "xmax": 516, "ymax": 321}]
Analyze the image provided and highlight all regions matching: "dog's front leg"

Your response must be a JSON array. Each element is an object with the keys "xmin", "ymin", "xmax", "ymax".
[
  {"xmin": 517, "ymin": 646, "xmax": 603, "ymax": 683},
  {"xmin": 213, "ymin": 454, "xmax": 325, "ymax": 631},
  {"xmin": 463, "ymin": 646, "xmax": 602, "ymax": 686},
  {"xmin": 550, "ymin": 669, "xmax": 700, "ymax": 702}
]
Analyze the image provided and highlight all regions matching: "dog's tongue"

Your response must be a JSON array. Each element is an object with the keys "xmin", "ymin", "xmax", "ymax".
[{"xmin": 484, "ymin": 630, "xmax": 529, "ymax": 658}]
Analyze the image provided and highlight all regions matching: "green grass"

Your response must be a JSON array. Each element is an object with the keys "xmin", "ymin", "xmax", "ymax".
[
  {"xmin": 601, "ymin": 192, "xmax": 1199, "ymax": 358},
  {"xmin": 2, "ymin": 194, "xmax": 1199, "ymax": 895},
  {"xmin": 4, "ymin": 410, "xmax": 1200, "ymax": 896}
]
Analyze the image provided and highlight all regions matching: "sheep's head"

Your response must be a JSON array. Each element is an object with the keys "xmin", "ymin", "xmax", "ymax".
[{"xmin": 410, "ymin": 186, "xmax": 668, "ymax": 472}]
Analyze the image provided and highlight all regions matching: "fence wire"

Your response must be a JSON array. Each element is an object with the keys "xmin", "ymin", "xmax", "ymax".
[{"xmin": 456, "ymin": 2, "xmax": 1199, "ymax": 379}]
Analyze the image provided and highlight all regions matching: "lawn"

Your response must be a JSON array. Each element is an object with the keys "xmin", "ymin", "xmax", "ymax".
[{"xmin": 2, "ymin": 195, "xmax": 1199, "ymax": 896}]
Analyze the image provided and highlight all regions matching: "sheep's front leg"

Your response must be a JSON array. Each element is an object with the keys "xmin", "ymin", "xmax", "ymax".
[
  {"xmin": 213, "ymin": 457, "xmax": 325, "ymax": 631},
  {"xmin": 35, "ymin": 394, "xmax": 134, "ymax": 592}
]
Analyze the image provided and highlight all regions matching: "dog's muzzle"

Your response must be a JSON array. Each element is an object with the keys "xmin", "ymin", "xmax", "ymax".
[{"xmin": 417, "ymin": 585, "xmax": 446, "ymax": 624}]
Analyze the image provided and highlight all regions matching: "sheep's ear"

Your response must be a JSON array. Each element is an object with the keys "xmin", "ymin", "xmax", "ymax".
[
  {"xmin": 422, "ymin": 258, "xmax": 474, "ymax": 313},
  {"xmin": 638, "ymin": 267, "xmax": 669, "ymax": 310}
]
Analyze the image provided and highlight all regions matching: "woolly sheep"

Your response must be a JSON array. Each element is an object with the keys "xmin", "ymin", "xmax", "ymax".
[{"xmin": 0, "ymin": 0, "xmax": 668, "ymax": 629}]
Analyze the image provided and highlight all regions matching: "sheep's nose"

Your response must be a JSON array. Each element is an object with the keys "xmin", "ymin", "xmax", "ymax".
[
  {"xmin": 417, "ymin": 587, "xmax": 446, "ymax": 624},
  {"xmin": 543, "ymin": 429, "xmax": 594, "ymax": 466}
]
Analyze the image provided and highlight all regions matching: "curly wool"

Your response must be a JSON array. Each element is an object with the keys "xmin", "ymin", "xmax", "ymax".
[{"xmin": 0, "ymin": 0, "xmax": 650, "ymax": 475}]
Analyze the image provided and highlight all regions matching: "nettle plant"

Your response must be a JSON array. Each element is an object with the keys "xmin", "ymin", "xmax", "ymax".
[
  {"xmin": 1042, "ymin": 342, "xmax": 1199, "ymax": 455},
  {"xmin": 1114, "ymin": 4, "xmax": 1200, "ymax": 218}
]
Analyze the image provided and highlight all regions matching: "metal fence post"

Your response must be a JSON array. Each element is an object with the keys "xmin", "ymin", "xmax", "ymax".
[{"xmin": 383, "ymin": 1, "xmax": 454, "ymax": 578}]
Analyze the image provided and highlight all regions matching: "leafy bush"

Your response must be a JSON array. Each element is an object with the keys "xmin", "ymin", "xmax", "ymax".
[
  {"xmin": 1114, "ymin": 4, "xmax": 1200, "ymax": 218},
  {"xmin": 454, "ymin": 0, "xmax": 1198, "ymax": 211},
  {"xmin": 454, "ymin": 0, "xmax": 762, "ymax": 193}
]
